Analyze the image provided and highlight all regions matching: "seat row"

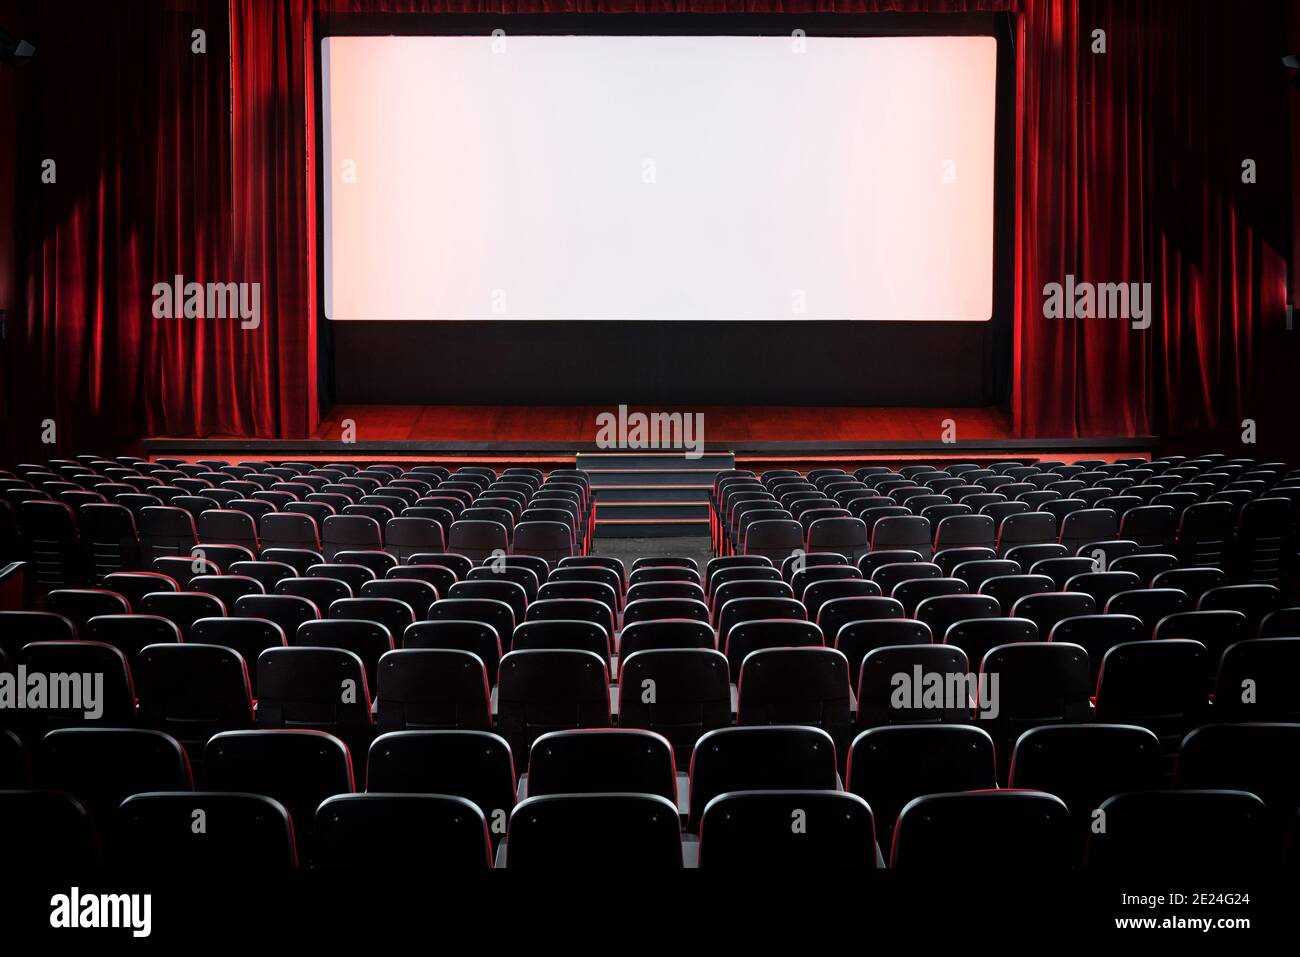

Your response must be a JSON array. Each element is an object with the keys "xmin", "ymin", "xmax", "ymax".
[
  {"xmin": 4, "ymin": 614, "xmax": 1298, "ymax": 786},
  {"xmin": 714, "ymin": 455, "xmax": 1298, "ymax": 586},
  {"xmin": 1, "ymin": 458, "xmax": 598, "ymax": 594},
  {"xmin": 3, "ymin": 722, "xmax": 1297, "ymax": 869}
]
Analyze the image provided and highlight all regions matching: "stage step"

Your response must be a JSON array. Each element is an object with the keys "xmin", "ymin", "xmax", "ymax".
[
  {"xmin": 577, "ymin": 451, "xmax": 736, "ymax": 470},
  {"xmin": 582, "ymin": 468, "xmax": 724, "ymax": 486},
  {"xmin": 593, "ymin": 502, "xmax": 709, "ymax": 521},
  {"xmin": 590, "ymin": 484, "xmax": 711, "ymax": 504},
  {"xmin": 579, "ymin": 451, "xmax": 734, "ymax": 539},
  {"xmin": 592, "ymin": 518, "xmax": 711, "ymax": 538}
]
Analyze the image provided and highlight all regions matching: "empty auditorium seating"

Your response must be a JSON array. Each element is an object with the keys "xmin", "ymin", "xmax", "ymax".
[{"xmin": 1, "ymin": 448, "xmax": 1295, "ymax": 879}]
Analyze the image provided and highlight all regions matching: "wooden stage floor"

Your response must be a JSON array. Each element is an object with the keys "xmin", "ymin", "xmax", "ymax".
[
  {"xmin": 310, "ymin": 404, "xmax": 1017, "ymax": 443},
  {"xmin": 144, "ymin": 404, "xmax": 1154, "ymax": 468}
]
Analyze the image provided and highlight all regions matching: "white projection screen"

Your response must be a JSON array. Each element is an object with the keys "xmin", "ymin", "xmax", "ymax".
[{"xmin": 321, "ymin": 34, "xmax": 997, "ymax": 322}]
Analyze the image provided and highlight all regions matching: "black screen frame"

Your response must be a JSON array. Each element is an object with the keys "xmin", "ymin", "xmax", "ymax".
[{"xmin": 314, "ymin": 12, "xmax": 1017, "ymax": 409}]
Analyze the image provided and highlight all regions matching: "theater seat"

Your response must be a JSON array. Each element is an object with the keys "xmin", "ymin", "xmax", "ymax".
[
  {"xmin": 698, "ymin": 790, "xmax": 877, "ymax": 869},
  {"xmin": 687, "ymin": 726, "xmax": 838, "ymax": 834},
  {"xmin": 1215, "ymin": 638, "xmax": 1300, "ymax": 722},
  {"xmin": 36, "ymin": 728, "xmax": 193, "ymax": 850},
  {"xmin": 19, "ymin": 501, "xmax": 82, "ymax": 591},
  {"xmin": 1086, "ymin": 790, "xmax": 1268, "ymax": 870},
  {"xmin": 846, "ymin": 724, "xmax": 996, "ymax": 850},
  {"xmin": 856, "ymin": 644, "xmax": 970, "ymax": 730},
  {"xmin": 617, "ymin": 649, "xmax": 730, "ymax": 766},
  {"xmin": 79, "ymin": 502, "xmax": 142, "ymax": 576},
  {"xmin": 138, "ymin": 505, "xmax": 199, "ymax": 565},
  {"xmin": 723, "ymin": 619, "xmax": 822, "ymax": 678},
  {"xmin": 0, "ymin": 729, "xmax": 31, "ymax": 788},
  {"xmin": 365, "ymin": 729, "xmax": 515, "ymax": 848},
  {"xmin": 1176, "ymin": 722, "xmax": 1300, "ymax": 858},
  {"xmin": 742, "ymin": 519, "xmax": 803, "ymax": 564},
  {"xmin": 0, "ymin": 790, "xmax": 100, "ymax": 868},
  {"xmin": 46, "ymin": 587, "xmax": 131, "ymax": 632},
  {"xmin": 375, "ymin": 648, "xmax": 491, "ymax": 733},
  {"xmin": 135, "ymin": 643, "xmax": 255, "ymax": 768},
  {"xmin": 525, "ymin": 728, "xmax": 676, "ymax": 801},
  {"xmin": 204, "ymin": 729, "xmax": 355, "ymax": 864},
  {"xmin": 1008, "ymin": 723, "xmax": 1161, "ymax": 845},
  {"xmin": 496, "ymin": 649, "xmax": 611, "ymax": 764},
  {"xmin": 314, "ymin": 793, "xmax": 492, "ymax": 870},
  {"xmin": 118, "ymin": 792, "xmax": 298, "ymax": 870},
  {"xmin": 512, "ymin": 619, "xmax": 611, "ymax": 666},
  {"xmin": 891, "ymin": 790, "xmax": 1072, "ymax": 869},
  {"xmin": 504, "ymin": 792, "xmax": 683, "ymax": 869},
  {"xmin": 13, "ymin": 641, "xmax": 136, "ymax": 741},
  {"xmin": 448, "ymin": 520, "xmax": 510, "ymax": 562},
  {"xmin": 256, "ymin": 646, "xmax": 374, "ymax": 764}
]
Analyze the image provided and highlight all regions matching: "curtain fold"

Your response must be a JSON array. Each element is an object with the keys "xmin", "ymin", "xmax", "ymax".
[
  {"xmin": 1013, "ymin": 0, "xmax": 1292, "ymax": 438},
  {"xmin": 18, "ymin": 0, "xmax": 317, "ymax": 450}
]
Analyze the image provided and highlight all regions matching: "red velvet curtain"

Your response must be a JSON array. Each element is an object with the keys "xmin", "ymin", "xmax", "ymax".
[
  {"xmin": 1013, "ymin": 0, "xmax": 1294, "ymax": 440},
  {"xmin": 14, "ymin": 0, "xmax": 317, "ymax": 454},
  {"xmin": 11, "ymin": 0, "xmax": 1294, "ymax": 456}
]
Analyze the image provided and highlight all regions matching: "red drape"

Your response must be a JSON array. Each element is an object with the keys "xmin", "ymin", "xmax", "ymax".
[
  {"xmin": 10, "ymin": 0, "xmax": 1294, "ymax": 456},
  {"xmin": 1013, "ymin": 0, "xmax": 1294, "ymax": 440},
  {"xmin": 15, "ymin": 0, "xmax": 318, "ymax": 452}
]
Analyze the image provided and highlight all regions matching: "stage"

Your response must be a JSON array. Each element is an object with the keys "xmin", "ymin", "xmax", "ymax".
[
  {"xmin": 144, "ymin": 404, "xmax": 1155, "ymax": 468},
  {"xmin": 305, "ymin": 405, "xmax": 1020, "ymax": 445}
]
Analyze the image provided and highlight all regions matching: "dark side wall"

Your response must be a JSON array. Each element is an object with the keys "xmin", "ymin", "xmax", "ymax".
[{"xmin": 0, "ymin": 0, "xmax": 25, "ymax": 466}]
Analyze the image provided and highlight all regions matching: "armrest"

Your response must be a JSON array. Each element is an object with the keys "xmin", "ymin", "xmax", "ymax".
[{"xmin": 681, "ymin": 839, "xmax": 699, "ymax": 868}]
